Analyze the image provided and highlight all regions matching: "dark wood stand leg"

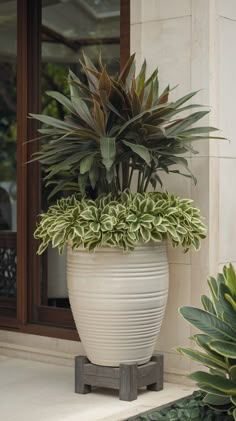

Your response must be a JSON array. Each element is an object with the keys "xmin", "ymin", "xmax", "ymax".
[
  {"xmin": 119, "ymin": 364, "xmax": 138, "ymax": 401},
  {"xmin": 74, "ymin": 354, "xmax": 164, "ymax": 401},
  {"xmin": 75, "ymin": 356, "xmax": 92, "ymax": 394},
  {"xmin": 147, "ymin": 354, "xmax": 164, "ymax": 391}
]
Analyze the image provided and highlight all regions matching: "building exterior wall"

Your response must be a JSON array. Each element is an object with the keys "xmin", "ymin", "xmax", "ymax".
[
  {"xmin": 131, "ymin": 0, "xmax": 235, "ymax": 382},
  {"xmin": 1, "ymin": 0, "xmax": 236, "ymax": 385}
]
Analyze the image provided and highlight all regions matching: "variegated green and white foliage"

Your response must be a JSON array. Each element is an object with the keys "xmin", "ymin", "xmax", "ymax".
[
  {"xmin": 30, "ymin": 53, "xmax": 223, "ymax": 199},
  {"xmin": 178, "ymin": 264, "xmax": 236, "ymax": 420},
  {"xmin": 34, "ymin": 191, "xmax": 206, "ymax": 255}
]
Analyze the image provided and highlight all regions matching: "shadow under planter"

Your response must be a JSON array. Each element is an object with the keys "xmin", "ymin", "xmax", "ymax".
[{"xmin": 75, "ymin": 354, "xmax": 164, "ymax": 401}]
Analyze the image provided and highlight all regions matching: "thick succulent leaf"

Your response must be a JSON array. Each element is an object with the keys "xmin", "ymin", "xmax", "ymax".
[
  {"xmin": 224, "ymin": 264, "xmax": 236, "ymax": 296},
  {"xmin": 189, "ymin": 371, "xmax": 236, "ymax": 395},
  {"xmin": 198, "ymin": 383, "xmax": 229, "ymax": 396},
  {"xmin": 231, "ymin": 396, "xmax": 236, "ymax": 405},
  {"xmin": 218, "ymin": 283, "xmax": 236, "ymax": 325},
  {"xmin": 201, "ymin": 295, "xmax": 217, "ymax": 315},
  {"xmin": 218, "ymin": 272, "xmax": 226, "ymax": 284},
  {"xmin": 179, "ymin": 306, "xmax": 236, "ymax": 340},
  {"xmin": 176, "ymin": 347, "xmax": 227, "ymax": 370},
  {"xmin": 191, "ymin": 334, "xmax": 224, "ymax": 359},
  {"xmin": 208, "ymin": 276, "xmax": 219, "ymax": 299},
  {"xmin": 226, "ymin": 294, "xmax": 236, "ymax": 311},
  {"xmin": 233, "ymin": 408, "xmax": 236, "ymax": 421},
  {"xmin": 203, "ymin": 393, "xmax": 231, "ymax": 406},
  {"xmin": 230, "ymin": 366, "xmax": 236, "ymax": 382},
  {"xmin": 209, "ymin": 340, "xmax": 236, "ymax": 358}
]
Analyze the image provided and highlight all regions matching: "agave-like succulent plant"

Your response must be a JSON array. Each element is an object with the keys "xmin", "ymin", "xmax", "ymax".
[
  {"xmin": 177, "ymin": 264, "xmax": 236, "ymax": 420},
  {"xmin": 30, "ymin": 53, "xmax": 221, "ymax": 199}
]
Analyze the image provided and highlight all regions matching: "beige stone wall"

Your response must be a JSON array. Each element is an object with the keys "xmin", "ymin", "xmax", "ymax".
[
  {"xmin": 131, "ymin": 0, "xmax": 235, "ymax": 382},
  {"xmin": 1, "ymin": 0, "xmax": 235, "ymax": 386}
]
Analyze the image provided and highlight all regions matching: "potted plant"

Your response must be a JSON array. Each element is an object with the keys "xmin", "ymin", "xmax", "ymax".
[
  {"xmin": 31, "ymin": 54, "xmax": 219, "ymax": 367},
  {"xmin": 177, "ymin": 264, "xmax": 236, "ymax": 420}
]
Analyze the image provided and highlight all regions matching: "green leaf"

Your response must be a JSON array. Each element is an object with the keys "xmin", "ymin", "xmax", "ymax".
[
  {"xmin": 140, "ymin": 226, "xmax": 151, "ymax": 243},
  {"xmin": 209, "ymin": 340, "xmax": 236, "ymax": 358},
  {"xmin": 98, "ymin": 68, "xmax": 112, "ymax": 96},
  {"xmin": 231, "ymin": 396, "xmax": 236, "ymax": 405},
  {"xmin": 225, "ymin": 294, "xmax": 236, "ymax": 311},
  {"xmin": 46, "ymin": 91, "xmax": 75, "ymax": 114},
  {"xmin": 218, "ymin": 283, "xmax": 236, "ymax": 325},
  {"xmin": 89, "ymin": 222, "xmax": 100, "ymax": 233},
  {"xmin": 80, "ymin": 210, "xmax": 93, "ymax": 220},
  {"xmin": 71, "ymin": 96, "xmax": 96, "ymax": 130},
  {"xmin": 130, "ymin": 221, "xmax": 140, "ymax": 232},
  {"xmin": 192, "ymin": 334, "xmax": 223, "ymax": 358},
  {"xmin": 151, "ymin": 231, "xmax": 162, "ymax": 242},
  {"xmin": 233, "ymin": 408, "xmax": 236, "ymax": 421},
  {"xmin": 166, "ymin": 111, "xmax": 210, "ymax": 136},
  {"xmin": 89, "ymin": 165, "xmax": 98, "ymax": 190},
  {"xmin": 203, "ymin": 393, "xmax": 231, "ymax": 406},
  {"xmin": 100, "ymin": 137, "xmax": 116, "ymax": 171},
  {"xmin": 230, "ymin": 365, "xmax": 236, "ymax": 382},
  {"xmin": 52, "ymin": 231, "xmax": 65, "ymax": 248},
  {"xmin": 29, "ymin": 113, "xmax": 77, "ymax": 130},
  {"xmin": 73, "ymin": 225, "xmax": 84, "ymax": 238},
  {"xmin": 201, "ymin": 295, "xmax": 216, "ymax": 315},
  {"xmin": 189, "ymin": 371, "xmax": 236, "ymax": 395},
  {"xmin": 176, "ymin": 347, "xmax": 227, "ymax": 371},
  {"xmin": 172, "ymin": 90, "xmax": 199, "ymax": 109},
  {"xmin": 118, "ymin": 53, "xmax": 136, "ymax": 85},
  {"xmin": 136, "ymin": 59, "xmax": 146, "ymax": 96},
  {"xmin": 80, "ymin": 154, "xmax": 96, "ymax": 174},
  {"xmin": 126, "ymin": 213, "xmax": 137, "ymax": 223},
  {"xmin": 37, "ymin": 242, "xmax": 49, "ymax": 255},
  {"xmin": 198, "ymin": 383, "xmax": 229, "ymax": 396},
  {"xmin": 122, "ymin": 140, "xmax": 150, "ymax": 164},
  {"xmin": 224, "ymin": 264, "xmax": 236, "ymax": 296},
  {"xmin": 208, "ymin": 276, "xmax": 219, "ymax": 299},
  {"xmin": 141, "ymin": 214, "xmax": 154, "ymax": 223},
  {"xmin": 179, "ymin": 306, "xmax": 236, "ymax": 340}
]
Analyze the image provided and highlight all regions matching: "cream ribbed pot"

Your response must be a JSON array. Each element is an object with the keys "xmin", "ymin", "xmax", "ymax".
[{"xmin": 67, "ymin": 242, "xmax": 169, "ymax": 367}]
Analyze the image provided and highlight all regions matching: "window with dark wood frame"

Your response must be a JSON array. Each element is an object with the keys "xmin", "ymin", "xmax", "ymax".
[{"xmin": 0, "ymin": 0, "xmax": 130, "ymax": 340}]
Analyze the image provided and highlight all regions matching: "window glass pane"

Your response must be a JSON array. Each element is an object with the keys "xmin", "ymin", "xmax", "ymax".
[
  {"xmin": 40, "ymin": 0, "xmax": 120, "ymax": 309},
  {"xmin": 0, "ymin": 0, "xmax": 17, "ymax": 316}
]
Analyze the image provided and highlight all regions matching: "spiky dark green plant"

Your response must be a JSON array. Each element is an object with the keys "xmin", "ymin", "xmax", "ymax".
[
  {"xmin": 177, "ymin": 264, "xmax": 236, "ymax": 420},
  {"xmin": 30, "ymin": 53, "xmax": 222, "ymax": 199}
]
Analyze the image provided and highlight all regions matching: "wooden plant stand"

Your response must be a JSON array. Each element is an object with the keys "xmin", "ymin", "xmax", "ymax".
[{"xmin": 75, "ymin": 354, "xmax": 164, "ymax": 401}]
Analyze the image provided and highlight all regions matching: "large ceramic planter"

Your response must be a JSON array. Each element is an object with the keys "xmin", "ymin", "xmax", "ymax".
[{"xmin": 67, "ymin": 242, "xmax": 169, "ymax": 367}]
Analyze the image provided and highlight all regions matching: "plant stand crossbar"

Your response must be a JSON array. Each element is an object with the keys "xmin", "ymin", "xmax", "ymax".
[{"xmin": 75, "ymin": 354, "xmax": 164, "ymax": 401}]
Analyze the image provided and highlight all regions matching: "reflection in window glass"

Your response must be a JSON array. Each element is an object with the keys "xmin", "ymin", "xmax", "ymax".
[
  {"xmin": 40, "ymin": 0, "xmax": 120, "ymax": 308},
  {"xmin": 0, "ymin": 0, "xmax": 17, "ymax": 314}
]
